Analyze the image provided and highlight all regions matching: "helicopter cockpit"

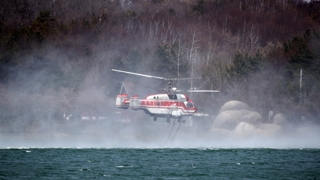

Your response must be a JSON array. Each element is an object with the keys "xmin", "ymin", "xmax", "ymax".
[
  {"xmin": 168, "ymin": 94, "xmax": 178, "ymax": 100},
  {"xmin": 184, "ymin": 101, "xmax": 195, "ymax": 108},
  {"xmin": 146, "ymin": 94, "xmax": 187, "ymax": 101}
]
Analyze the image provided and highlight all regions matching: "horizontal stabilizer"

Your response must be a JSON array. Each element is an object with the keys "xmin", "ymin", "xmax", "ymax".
[{"xmin": 187, "ymin": 90, "xmax": 220, "ymax": 93}]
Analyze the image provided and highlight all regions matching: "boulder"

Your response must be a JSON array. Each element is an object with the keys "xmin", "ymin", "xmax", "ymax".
[
  {"xmin": 213, "ymin": 109, "xmax": 262, "ymax": 130},
  {"xmin": 259, "ymin": 123, "xmax": 282, "ymax": 133},
  {"xmin": 219, "ymin": 101, "xmax": 249, "ymax": 113},
  {"xmin": 273, "ymin": 113, "xmax": 287, "ymax": 127},
  {"xmin": 233, "ymin": 122, "xmax": 258, "ymax": 136},
  {"xmin": 233, "ymin": 122, "xmax": 282, "ymax": 138},
  {"xmin": 258, "ymin": 123, "xmax": 282, "ymax": 137}
]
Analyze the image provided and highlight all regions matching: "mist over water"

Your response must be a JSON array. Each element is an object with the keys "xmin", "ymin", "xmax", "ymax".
[
  {"xmin": 1, "ymin": 112, "xmax": 319, "ymax": 149},
  {"xmin": 0, "ymin": 0, "xmax": 319, "ymax": 154},
  {"xmin": 1, "ymin": 59, "xmax": 319, "ymax": 149}
]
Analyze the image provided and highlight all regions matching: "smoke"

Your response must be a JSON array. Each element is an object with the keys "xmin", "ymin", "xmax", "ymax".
[
  {"xmin": 1, "ymin": 48, "xmax": 319, "ymax": 149},
  {"xmin": 1, "ymin": 102, "xmax": 320, "ymax": 149},
  {"xmin": 0, "ymin": 47, "xmax": 319, "ymax": 150},
  {"xmin": 1, "ymin": 0, "xmax": 319, "ymax": 149}
]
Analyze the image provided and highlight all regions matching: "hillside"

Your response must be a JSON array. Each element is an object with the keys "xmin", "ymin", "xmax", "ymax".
[{"xmin": 0, "ymin": 0, "xmax": 320, "ymax": 125}]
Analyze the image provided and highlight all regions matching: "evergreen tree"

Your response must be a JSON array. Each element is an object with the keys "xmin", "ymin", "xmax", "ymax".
[
  {"xmin": 227, "ymin": 51, "xmax": 263, "ymax": 82},
  {"xmin": 283, "ymin": 30, "xmax": 320, "ymax": 121}
]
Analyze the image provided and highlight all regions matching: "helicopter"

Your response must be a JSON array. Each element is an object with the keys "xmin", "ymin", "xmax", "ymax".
[{"xmin": 112, "ymin": 69, "xmax": 219, "ymax": 123}]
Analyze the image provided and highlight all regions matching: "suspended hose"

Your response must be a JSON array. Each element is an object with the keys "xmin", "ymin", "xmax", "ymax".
[
  {"xmin": 166, "ymin": 119, "xmax": 176, "ymax": 143},
  {"xmin": 171, "ymin": 120, "xmax": 182, "ymax": 142}
]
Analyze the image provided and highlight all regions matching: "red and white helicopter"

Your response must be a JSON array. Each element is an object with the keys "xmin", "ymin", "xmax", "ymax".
[{"xmin": 112, "ymin": 69, "xmax": 219, "ymax": 123}]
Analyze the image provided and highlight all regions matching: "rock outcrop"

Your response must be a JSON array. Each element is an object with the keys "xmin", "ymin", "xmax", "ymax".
[{"xmin": 210, "ymin": 101, "xmax": 282, "ymax": 138}]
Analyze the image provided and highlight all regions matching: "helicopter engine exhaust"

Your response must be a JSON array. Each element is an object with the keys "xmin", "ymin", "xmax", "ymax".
[
  {"xmin": 116, "ymin": 94, "xmax": 129, "ymax": 109},
  {"xmin": 130, "ymin": 95, "xmax": 140, "ymax": 110}
]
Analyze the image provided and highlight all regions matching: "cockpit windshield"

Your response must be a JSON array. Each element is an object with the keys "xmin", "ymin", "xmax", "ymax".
[
  {"xmin": 176, "ymin": 94, "xmax": 186, "ymax": 101},
  {"xmin": 184, "ymin": 101, "xmax": 194, "ymax": 108}
]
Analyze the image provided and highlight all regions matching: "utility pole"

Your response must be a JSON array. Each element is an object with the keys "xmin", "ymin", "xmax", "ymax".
[{"xmin": 299, "ymin": 69, "xmax": 303, "ymax": 105}]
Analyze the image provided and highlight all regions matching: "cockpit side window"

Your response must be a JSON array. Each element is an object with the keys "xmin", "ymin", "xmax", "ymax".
[
  {"xmin": 168, "ymin": 94, "xmax": 178, "ymax": 100},
  {"xmin": 185, "ymin": 102, "xmax": 194, "ymax": 108}
]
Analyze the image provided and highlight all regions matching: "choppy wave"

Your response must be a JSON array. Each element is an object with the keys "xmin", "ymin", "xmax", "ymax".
[{"xmin": 1, "ymin": 148, "xmax": 320, "ymax": 179}]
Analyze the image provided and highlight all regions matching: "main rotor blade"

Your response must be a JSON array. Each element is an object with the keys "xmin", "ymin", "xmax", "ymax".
[
  {"xmin": 173, "ymin": 77, "xmax": 202, "ymax": 81},
  {"xmin": 112, "ymin": 69, "xmax": 202, "ymax": 82},
  {"xmin": 187, "ymin": 90, "xmax": 220, "ymax": 93},
  {"xmin": 112, "ymin": 69, "xmax": 166, "ymax": 80}
]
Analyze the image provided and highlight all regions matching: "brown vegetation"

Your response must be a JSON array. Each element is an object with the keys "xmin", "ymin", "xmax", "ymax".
[{"xmin": 0, "ymin": 0, "xmax": 319, "ymax": 128}]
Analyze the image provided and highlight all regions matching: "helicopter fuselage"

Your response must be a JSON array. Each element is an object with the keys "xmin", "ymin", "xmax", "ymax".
[
  {"xmin": 116, "ymin": 93, "xmax": 197, "ymax": 120},
  {"xmin": 112, "ymin": 68, "xmax": 218, "ymax": 122}
]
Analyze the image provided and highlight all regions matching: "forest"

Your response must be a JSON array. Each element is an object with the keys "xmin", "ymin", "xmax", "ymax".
[{"xmin": 0, "ymin": 0, "xmax": 319, "ymax": 126}]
